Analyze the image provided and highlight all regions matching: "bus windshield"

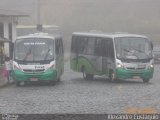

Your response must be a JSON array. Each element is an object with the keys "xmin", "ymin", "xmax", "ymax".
[
  {"xmin": 114, "ymin": 37, "xmax": 152, "ymax": 62},
  {"xmin": 14, "ymin": 38, "xmax": 54, "ymax": 63}
]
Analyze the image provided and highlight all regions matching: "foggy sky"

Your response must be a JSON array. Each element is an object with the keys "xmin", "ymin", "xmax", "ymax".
[{"xmin": 0, "ymin": 0, "xmax": 160, "ymax": 41}]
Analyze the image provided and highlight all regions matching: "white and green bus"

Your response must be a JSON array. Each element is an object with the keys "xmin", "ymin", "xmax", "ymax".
[
  {"xmin": 13, "ymin": 32, "xmax": 64, "ymax": 86},
  {"xmin": 70, "ymin": 32, "xmax": 154, "ymax": 83}
]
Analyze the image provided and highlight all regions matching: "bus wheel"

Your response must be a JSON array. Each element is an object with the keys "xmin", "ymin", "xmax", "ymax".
[
  {"xmin": 57, "ymin": 77, "xmax": 61, "ymax": 82},
  {"xmin": 109, "ymin": 71, "xmax": 117, "ymax": 82},
  {"xmin": 143, "ymin": 79, "xmax": 150, "ymax": 83},
  {"xmin": 16, "ymin": 81, "xmax": 20, "ymax": 86},
  {"xmin": 49, "ymin": 80, "xmax": 55, "ymax": 85},
  {"xmin": 86, "ymin": 74, "xmax": 93, "ymax": 80}
]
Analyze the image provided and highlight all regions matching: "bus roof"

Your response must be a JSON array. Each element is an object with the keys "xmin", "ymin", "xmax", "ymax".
[
  {"xmin": 16, "ymin": 32, "xmax": 62, "ymax": 40},
  {"xmin": 72, "ymin": 32, "xmax": 148, "ymax": 39}
]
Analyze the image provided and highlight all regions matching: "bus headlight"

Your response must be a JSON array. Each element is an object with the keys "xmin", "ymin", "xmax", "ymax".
[
  {"xmin": 116, "ymin": 63, "xmax": 124, "ymax": 68},
  {"xmin": 116, "ymin": 59, "xmax": 124, "ymax": 69},
  {"xmin": 148, "ymin": 64, "xmax": 154, "ymax": 69},
  {"xmin": 46, "ymin": 64, "xmax": 55, "ymax": 71}
]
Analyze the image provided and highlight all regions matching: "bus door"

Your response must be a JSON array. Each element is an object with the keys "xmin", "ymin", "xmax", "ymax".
[
  {"xmin": 94, "ymin": 37, "xmax": 103, "ymax": 73},
  {"xmin": 101, "ymin": 39, "xmax": 108, "ymax": 74},
  {"xmin": 102, "ymin": 38, "xmax": 115, "ymax": 75}
]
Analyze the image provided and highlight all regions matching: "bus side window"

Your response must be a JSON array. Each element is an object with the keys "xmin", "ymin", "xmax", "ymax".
[
  {"xmin": 82, "ymin": 37, "xmax": 89, "ymax": 54},
  {"xmin": 59, "ymin": 38, "xmax": 63, "ymax": 55},
  {"xmin": 101, "ymin": 39, "xmax": 108, "ymax": 57},
  {"xmin": 72, "ymin": 36, "xmax": 80, "ymax": 54},
  {"xmin": 71, "ymin": 36, "xmax": 77, "ymax": 53},
  {"xmin": 95, "ymin": 37, "xmax": 102, "ymax": 56},
  {"xmin": 75, "ymin": 36, "xmax": 88, "ymax": 55},
  {"xmin": 55, "ymin": 39, "xmax": 60, "ymax": 55},
  {"xmin": 78, "ymin": 36, "xmax": 86, "ymax": 54},
  {"xmin": 108, "ymin": 39, "xmax": 114, "ymax": 60}
]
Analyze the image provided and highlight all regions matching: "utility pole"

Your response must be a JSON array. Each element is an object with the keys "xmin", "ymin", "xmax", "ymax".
[{"xmin": 37, "ymin": 0, "xmax": 42, "ymax": 31}]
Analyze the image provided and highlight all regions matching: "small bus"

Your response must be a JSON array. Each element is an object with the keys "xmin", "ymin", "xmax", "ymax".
[
  {"xmin": 13, "ymin": 32, "xmax": 64, "ymax": 86},
  {"xmin": 70, "ymin": 32, "xmax": 154, "ymax": 83}
]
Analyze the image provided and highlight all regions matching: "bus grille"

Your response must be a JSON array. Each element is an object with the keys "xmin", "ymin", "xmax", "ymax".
[
  {"xmin": 23, "ymin": 69, "xmax": 45, "ymax": 73},
  {"xmin": 126, "ymin": 67, "xmax": 146, "ymax": 70},
  {"xmin": 128, "ymin": 72, "xmax": 143, "ymax": 76}
]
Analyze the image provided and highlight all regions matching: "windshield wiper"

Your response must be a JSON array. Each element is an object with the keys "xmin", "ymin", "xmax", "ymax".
[
  {"xmin": 121, "ymin": 48, "xmax": 139, "ymax": 60},
  {"xmin": 122, "ymin": 48, "xmax": 130, "ymax": 52},
  {"xmin": 131, "ymin": 47, "xmax": 151, "ymax": 59}
]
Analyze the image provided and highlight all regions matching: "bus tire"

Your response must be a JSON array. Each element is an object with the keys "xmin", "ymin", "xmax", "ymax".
[
  {"xmin": 109, "ymin": 71, "xmax": 117, "ymax": 82},
  {"xmin": 86, "ymin": 74, "xmax": 93, "ymax": 80},
  {"xmin": 57, "ymin": 77, "xmax": 60, "ymax": 82},
  {"xmin": 49, "ymin": 80, "xmax": 55, "ymax": 85},
  {"xmin": 143, "ymin": 79, "xmax": 150, "ymax": 83},
  {"xmin": 57, "ymin": 72, "xmax": 61, "ymax": 82},
  {"xmin": 81, "ymin": 66, "xmax": 85, "ymax": 78},
  {"xmin": 16, "ymin": 81, "xmax": 20, "ymax": 86}
]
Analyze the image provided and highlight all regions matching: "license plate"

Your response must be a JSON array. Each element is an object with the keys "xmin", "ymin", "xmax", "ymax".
[
  {"xmin": 30, "ymin": 78, "xmax": 38, "ymax": 81},
  {"xmin": 133, "ymin": 76, "xmax": 140, "ymax": 79}
]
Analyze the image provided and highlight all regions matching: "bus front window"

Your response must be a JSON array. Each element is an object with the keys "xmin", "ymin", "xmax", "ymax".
[
  {"xmin": 14, "ymin": 38, "xmax": 54, "ymax": 63},
  {"xmin": 115, "ymin": 37, "xmax": 152, "ymax": 61}
]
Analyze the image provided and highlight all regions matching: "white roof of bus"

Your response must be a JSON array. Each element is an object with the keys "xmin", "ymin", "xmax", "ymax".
[
  {"xmin": 72, "ymin": 32, "xmax": 147, "ymax": 39},
  {"xmin": 16, "ymin": 32, "xmax": 61, "ymax": 39}
]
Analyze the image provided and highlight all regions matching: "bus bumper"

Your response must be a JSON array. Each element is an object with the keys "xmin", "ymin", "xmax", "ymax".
[
  {"xmin": 115, "ymin": 68, "xmax": 154, "ymax": 80},
  {"xmin": 13, "ymin": 69, "xmax": 57, "ymax": 82}
]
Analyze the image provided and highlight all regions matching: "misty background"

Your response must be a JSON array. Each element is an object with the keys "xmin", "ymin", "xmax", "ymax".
[{"xmin": 0, "ymin": 0, "xmax": 160, "ymax": 57}]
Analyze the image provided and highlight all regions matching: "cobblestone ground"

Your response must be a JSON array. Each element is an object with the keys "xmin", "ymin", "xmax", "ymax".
[{"xmin": 0, "ymin": 62, "xmax": 159, "ymax": 114}]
